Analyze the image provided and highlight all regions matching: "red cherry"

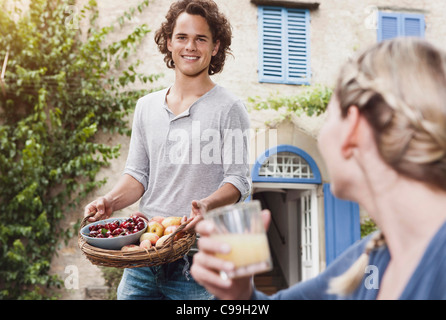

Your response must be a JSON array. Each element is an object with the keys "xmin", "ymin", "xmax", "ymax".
[
  {"xmin": 89, "ymin": 230, "xmax": 99, "ymax": 237},
  {"xmin": 112, "ymin": 228, "xmax": 123, "ymax": 236},
  {"xmin": 137, "ymin": 222, "xmax": 145, "ymax": 230}
]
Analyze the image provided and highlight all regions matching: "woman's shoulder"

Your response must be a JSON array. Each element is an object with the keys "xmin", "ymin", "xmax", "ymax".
[{"xmin": 400, "ymin": 221, "xmax": 446, "ymax": 299}]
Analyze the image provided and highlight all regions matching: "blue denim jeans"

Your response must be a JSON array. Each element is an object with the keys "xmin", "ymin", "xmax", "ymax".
[{"xmin": 117, "ymin": 255, "xmax": 214, "ymax": 300}]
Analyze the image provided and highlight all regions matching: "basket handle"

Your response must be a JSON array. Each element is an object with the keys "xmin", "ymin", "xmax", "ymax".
[{"xmin": 80, "ymin": 212, "xmax": 97, "ymax": 231}]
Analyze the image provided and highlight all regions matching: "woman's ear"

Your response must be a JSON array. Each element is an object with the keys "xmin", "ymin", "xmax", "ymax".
[{"xmin": 341, "ymin": 105, "xmax": 361, "ymax": 159}]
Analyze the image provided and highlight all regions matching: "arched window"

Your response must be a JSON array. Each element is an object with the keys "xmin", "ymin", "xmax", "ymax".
[
  {"xmin": 259, "ymin": 151, "xmax": 314, "ymax": 179},
  {"xmin": 252, "ymin": 145, "xmax": 321, "ymax": 184}
]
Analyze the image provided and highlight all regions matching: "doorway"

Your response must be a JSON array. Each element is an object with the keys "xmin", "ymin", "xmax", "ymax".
[
  {"xmin": 250, "ymin": 144, "xmax": 323, "ymax": 289},
  {"xmin": 252, "ymin": 183, "xmax": 319, "ymax": 287}
]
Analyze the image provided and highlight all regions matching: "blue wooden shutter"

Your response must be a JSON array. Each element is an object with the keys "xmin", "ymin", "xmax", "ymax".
[
  {"xmin": 378, "ymin": 12, "xmax": 400, "ymax": 41},
  {"xmin": 286, "ymin": 9, "xmax": 311, "ymax": 84},
  {"xmin": 403, "ymin": 14, "xmax": 425, "ymax": 37},
  {"xmin": 259, "ymin": 6, "xmax": 285, "ymax": 82},
  {"xmin": 324, "ymin": 184, "xmax": 361, "ymax": 265},
  {"xmin": 378, "ymin": 12, "xmax": 425, "ymax": 42},
  {"xmin": 258, "ymin": 6, "xmax": 310, "ymax": 85}
]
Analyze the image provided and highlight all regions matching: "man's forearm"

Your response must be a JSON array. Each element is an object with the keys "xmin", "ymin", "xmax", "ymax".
[
  {"xmin": 105, "ymin": 174, "xmax": 145, "ymax": 212},
  {"xmin": 200, "ymin": 183, "xmax": 241, "ymax": 212}
]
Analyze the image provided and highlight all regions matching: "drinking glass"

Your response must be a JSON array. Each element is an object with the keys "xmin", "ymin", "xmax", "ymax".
[{"xmin": 205, "ymin": 200, "xmax": 272, "ymax": 279}]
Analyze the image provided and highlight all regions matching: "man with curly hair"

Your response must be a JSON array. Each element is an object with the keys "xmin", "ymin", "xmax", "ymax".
[{"xmin": 84, "ymin": 0, "xmax": 251, "ymax": 300}]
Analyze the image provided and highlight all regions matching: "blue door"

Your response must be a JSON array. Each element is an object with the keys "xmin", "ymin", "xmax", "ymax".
[{"xmin": 324, "ymin": 184, "xmax": 361, "ymax": 265}]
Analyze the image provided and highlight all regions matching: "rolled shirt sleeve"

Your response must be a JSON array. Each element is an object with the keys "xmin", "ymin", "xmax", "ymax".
[
  {"xmin": 123, "ymin": 99, "xmax": 150, "ymax": 191},
  {"xmin": 219, "ymin": 101, "xmax": 252, "ymax": 202}
]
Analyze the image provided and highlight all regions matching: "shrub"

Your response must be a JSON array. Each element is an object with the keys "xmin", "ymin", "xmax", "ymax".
[{"xmin": 0, "ymin": 0, "xmax": 161, "ymax": 299}]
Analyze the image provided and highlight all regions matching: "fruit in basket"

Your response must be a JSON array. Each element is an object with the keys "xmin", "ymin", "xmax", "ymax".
[
  {"xmin": 133, "ymin": 211, "xmax": 148, "ymax": 221},
  {"xmin": 163, "ymin": 225, "xmax": 178, "ymax": 236},
  {"xmin": 87, "ymin": 215, "xmax": 146, "ymax": 238},
  {"xmin": 121, "ymin": 244, "xmax": 142, "ymax": 252},
  {"xmin": 140, "ymin": 232, "xmax": 159, "ymax": 245},
  {"xmin": 161, "ymin": 216, "xmax": 182, "ymax": 228},
  {"xmin": 156, "ymin": 234, "xmax": 171, "ymax": 247},
  {"xmin": 150, "ymin": 216, "xmax": 165, "ymax": 224},
  {"xmin": 148, "ymin": 221, "xmax": 165, "ymax": 237},
  {"xmin": 139, "ymin": 239, "xmax": 152, "ymax": 249},
  {"xmin": 165, "ymin": 225, "xmax": 186, "ymax": 241}
]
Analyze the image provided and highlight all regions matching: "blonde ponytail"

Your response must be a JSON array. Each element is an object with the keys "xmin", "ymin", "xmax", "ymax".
[{"xmin": 327, "ymin": 231, "xmax": 385, "ymax": 296}]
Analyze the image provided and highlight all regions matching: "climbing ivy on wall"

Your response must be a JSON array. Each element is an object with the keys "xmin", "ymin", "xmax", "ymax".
[
  {"xmin": 247, "ymin": 84, "xmax": 332, "ymax": 125},
  {"xmin": 0, "ymin": 0, "xmax": 160, "ymax": 299}
]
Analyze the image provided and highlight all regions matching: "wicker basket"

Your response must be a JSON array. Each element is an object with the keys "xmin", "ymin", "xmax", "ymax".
[{"xmin": 78, "ymin": 215, "xmax": 196, "ymax": 268}]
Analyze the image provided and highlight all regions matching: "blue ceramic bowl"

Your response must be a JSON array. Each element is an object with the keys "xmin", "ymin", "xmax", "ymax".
[{"xmin": 80, "ymin": 217, "xmax": 147, "ymax": 250}]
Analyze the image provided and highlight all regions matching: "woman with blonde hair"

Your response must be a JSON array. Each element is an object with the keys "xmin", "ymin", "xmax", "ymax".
[{"xmin": 190, "ymin": 37, "xmax": 446, "ymax": 300}]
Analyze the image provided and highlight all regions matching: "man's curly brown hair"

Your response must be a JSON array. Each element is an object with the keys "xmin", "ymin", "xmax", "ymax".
[{"xmin": 154, "ymin": 0, "xmax": 232, "ymax": 75}]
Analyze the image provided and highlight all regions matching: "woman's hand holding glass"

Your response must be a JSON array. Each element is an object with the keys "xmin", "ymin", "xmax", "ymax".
[{"xmin": 190, "ymin": 209, "xmax": 271, "ymax": 300}]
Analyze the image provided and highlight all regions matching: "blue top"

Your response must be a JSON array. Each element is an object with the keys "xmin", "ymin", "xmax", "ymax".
[{"xmin": 252, "ymin": 222, "xmax": 446, "ymax": 300}]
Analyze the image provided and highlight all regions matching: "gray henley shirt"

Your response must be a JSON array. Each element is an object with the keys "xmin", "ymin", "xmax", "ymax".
[{"xmin": 123, "ymin": 84, "xmax": 252, "ymax": 219}]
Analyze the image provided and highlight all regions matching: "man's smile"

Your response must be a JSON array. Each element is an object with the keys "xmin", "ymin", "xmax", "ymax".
[{"xmin": 182, "ymin": 55, "xmax": 200, "ymax": 61}]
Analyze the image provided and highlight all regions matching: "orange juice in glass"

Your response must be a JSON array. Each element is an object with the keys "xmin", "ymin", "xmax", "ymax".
[{"xmin": 205, "ymin": 200, "xmax": 272, "ymax": 279}]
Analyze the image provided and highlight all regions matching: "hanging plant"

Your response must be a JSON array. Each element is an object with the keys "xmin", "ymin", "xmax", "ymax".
[{"xmin": 247, "ymin": 84, "xmax": 333, "ymax": 126}]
